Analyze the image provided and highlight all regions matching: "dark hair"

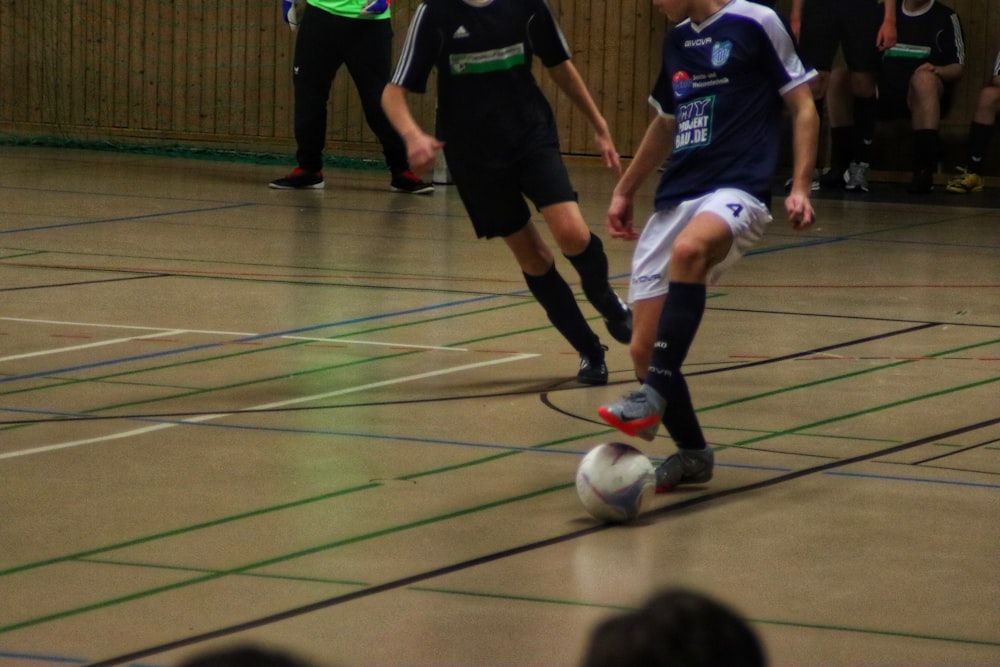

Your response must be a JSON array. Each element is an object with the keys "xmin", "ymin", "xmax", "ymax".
[
  {"xmin": 581, "ymin": 589, "xmax": 766, "ymax": 667},
  {"xmin": 178, "ymin": 646, "xmax": 314, "ymax": 667}
]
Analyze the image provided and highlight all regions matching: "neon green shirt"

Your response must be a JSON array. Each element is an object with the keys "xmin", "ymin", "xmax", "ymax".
[{"xmin": 308, "ymin": 0, "xmax": 390, "ymax": 20}]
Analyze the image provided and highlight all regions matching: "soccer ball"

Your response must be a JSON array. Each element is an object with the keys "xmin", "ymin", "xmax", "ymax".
[{"xmin": 575, "ymin": 443, "xmax": 656, "ymax": 523}]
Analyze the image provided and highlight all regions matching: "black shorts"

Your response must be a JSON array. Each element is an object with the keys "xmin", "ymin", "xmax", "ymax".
[
  {"xmin": 446, "ymin": 142, "xmax": 577, "ymax": 239},
  {"xmin": 797, "ymin": 0, "xmax": 883, "ymax": 73},
  {"xmin": 877, "ymin": 83, "xmax": 956, "ymax": 122}
]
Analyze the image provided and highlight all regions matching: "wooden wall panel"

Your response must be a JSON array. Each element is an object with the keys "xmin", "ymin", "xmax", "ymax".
[{"xmin": 0, "ymin": 0, "xmax": 995, "ymax": 170}]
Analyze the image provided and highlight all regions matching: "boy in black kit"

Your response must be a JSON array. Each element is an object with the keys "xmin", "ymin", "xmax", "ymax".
[{"xmin": 382, "ymin": 0, "xmax": 631, "ymax": 384}]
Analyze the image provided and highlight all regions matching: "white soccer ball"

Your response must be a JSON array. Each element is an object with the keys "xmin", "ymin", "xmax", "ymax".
[{"xmin": 575, "ymin": 442, "xmax": 656, "ymax": 523}]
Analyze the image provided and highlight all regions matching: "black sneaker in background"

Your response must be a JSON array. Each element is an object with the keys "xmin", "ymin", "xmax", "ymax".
[
  {"xmin": 269, "ymin": 167, "xmax": 324, "ymax": 190},
  {"xmin": 391, "ymin": 170, "xmax": 435, "ymax": 195},
  {"xmin": 907, "ymin": 170, "xmax": 934, "ymax": 194}
]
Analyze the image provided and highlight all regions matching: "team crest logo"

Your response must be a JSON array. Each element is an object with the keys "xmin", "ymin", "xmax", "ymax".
[
  {"xmin": 711, "ymin": 40, "xmax": 732, "ymax": 68},
  {"xmin": 672, "ymin": 70, "xmax": 692, "ymax": 98}
]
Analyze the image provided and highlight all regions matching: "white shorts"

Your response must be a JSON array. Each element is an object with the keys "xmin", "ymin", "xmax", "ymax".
[{"xmin": 629, "ymin": 188, "xmax": 773, "ymax": 302}]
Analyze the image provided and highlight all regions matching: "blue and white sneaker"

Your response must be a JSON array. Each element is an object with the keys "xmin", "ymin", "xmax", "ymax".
[
  {"xmin": 655, "ymin": 448, "xmax": 714, "ymax": 492},
  {"xmin": 598, "ymin": 385, "xmax": 665, "ymax": 441}
]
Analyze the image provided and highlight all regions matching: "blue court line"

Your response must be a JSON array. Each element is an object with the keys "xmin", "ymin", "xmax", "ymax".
[
  {"xmin": 824, "ymin": 470, "xmax": 1000, "ymax": 489},
  {"xmin": 0, "ymin": 203, "xmax": 253, "ymax": 235},
  {"xmin": 0, "ymin": 293, "xmax": 501, "ymax": 385}
]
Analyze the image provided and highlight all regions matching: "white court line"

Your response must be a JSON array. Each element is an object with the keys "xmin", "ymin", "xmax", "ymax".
[
  {"xmin": 0, "ymin": 317, "xmax": 467, "ymax": 352},
  {"xmin": 282, "ymin": 336, "xmax": 466, "ymax": 352},
  {"xmin": 0, "ymin": 316, "xmax": 252, "ymax": 336},
  {"xmin": 0, "ymin": 353, "xmax": 538, "ymax": 461},
  {"xmin": 0, "ymin": 330, "xmax": 188, "ymax": 363}
]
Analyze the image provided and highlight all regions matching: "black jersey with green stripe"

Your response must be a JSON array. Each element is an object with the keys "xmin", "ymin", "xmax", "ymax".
[
  {"xmin": 878, "ymin": 1, "xmax": 964, "ymax": 101},
  {"xmin": 391, "ymin": 0, "xmax": 571, "ymax": 165}
]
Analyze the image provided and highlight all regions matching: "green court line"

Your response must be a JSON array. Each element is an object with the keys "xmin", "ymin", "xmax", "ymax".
[
  {"xmin": 41, "ymin": 555, "xmax": 1000, "ymax": 650},
  {"xmin": 77, "ymin": 557, "xmax": 370, "ymax": 588},
  {"xmin": 732, "ymin": 374, "xmax": 1000, "ymax": 447},
  {"xmin": 0, "ymin": 430, "xmax": 607, "ymax": 580},
  {"xmin": 0, "ymin": 482, "xmax": 382, "ymax": 577},
  {"xmin": 2, "ymin": 323, "xmax": 996, "ymax": 632},
  {"xmin": 0, "ymin": 481, "xmax": 574, "ymax": 634},
  {"xmin": 407, "ymin": 587, "xmax": 1000, "ymax": 648},
  {"xmin": 700, "ymin": 337, "xmax": 1000, "ymax": 413}
]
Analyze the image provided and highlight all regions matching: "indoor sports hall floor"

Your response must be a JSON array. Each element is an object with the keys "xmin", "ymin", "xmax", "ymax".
[{"xmin": 1, "ymin": 145, "xmax": 998, "ymax": 667}]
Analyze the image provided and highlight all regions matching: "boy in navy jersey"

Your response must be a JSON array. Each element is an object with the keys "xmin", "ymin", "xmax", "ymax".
[
  {"xmin": 947, "ymin": 47, "xmax": 1000, "ymax": 193},
  {"xmin": 382, "ymin": 0, "xmax": 631, "ymax": 384},
  {"xmin": 877, "ymin": 0, "xmax": 965, "ymax": 193},
  {"xmin": 598, "ymin": 0, "xmax": 818, "ymax": 491}
]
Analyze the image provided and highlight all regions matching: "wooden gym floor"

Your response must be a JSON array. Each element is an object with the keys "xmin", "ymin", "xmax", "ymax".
[{"xmin": 1, "ymin": 145, "xmax": 998, "ymax": 666}]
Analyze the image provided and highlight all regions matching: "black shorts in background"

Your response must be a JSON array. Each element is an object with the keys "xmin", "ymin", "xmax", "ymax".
[{"xmin": 797, "ymin": 0, "xmax": 883, "ymax": 73}]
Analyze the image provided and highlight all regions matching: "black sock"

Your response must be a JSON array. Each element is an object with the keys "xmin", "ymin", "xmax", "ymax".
[
  {"xmin": 566, "ymin": 234, "xmax": 620, "ymax": 317},
  {"xmin": 966, "ymin": 122, "xmax": 993, "ymax": 174},
  {"xmin": 829, "ymin": 126, "xmax": 854, "ymax": 172},
  {"xmin": 523, "ymin": 265, "xmax": 601, "ymax": 356},
  {"xmin": 661, "ymin": 372, "xmax": 708, "ymax": 451},
  {"xmin": 645, "ymin": 282, "xmax": 706, "ymax": 398},
  {"xmin": 853, "ymin": 96, "xmax": 877, "ymax": 164},
  {"xmin": 913, "ymin": 129, "xmax": 939, "ymax": 173}
]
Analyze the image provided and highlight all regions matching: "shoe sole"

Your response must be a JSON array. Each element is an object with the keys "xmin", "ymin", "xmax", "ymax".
[
  {"xmin": 597, "ymin": 406, "xmax": 659, "ymax": 441},
  {"xmin": 391, "ymin": 186, "xmax": 434, "ymax": 195},
  {"xmin": 269, "ymin": 183, "xmax": 324, "ymax": 190},
  {"xmin": 577, "ymin": 374, "xmax": 608, "ymax": 386}
]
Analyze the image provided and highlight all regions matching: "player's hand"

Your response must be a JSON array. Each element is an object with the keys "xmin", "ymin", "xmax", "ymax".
[
  {"xmin": 606, "ymin": 193, "xmax": 639, "ymax": 240},
  {"xmin": 784, "ymin": 192, "xmax": 815, "ymax": 230},
  {"xmin": 594, "ymin": 131, "xmax": 622, "ymax": 178},
  {"xmin": 404, "ymin": 132, "xmax": 444, "ymax": 176},
  {"xmin": 876, "ymin": 21, "xmax": 897, "ymax": 51}
]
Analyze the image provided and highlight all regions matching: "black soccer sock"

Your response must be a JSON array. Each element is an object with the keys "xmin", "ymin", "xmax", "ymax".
[
  {"xmin": 913, "ymin": 129, "xmax": 940, "ymax": 173},
  {"xmin": 661, "ymin": 372, "xmax": 708, "ymax": 451},
  {"xmin": 644, "ymin": 282, "xmax": 706, "ymax": 398},
  {"xmin": 853, "ymin": 96, "xmax": 877, "ymax": 164},
  {"xmin": 966, "ymin": 122, "xmax": 993, "ymax": 174},
  {"xmin": 829, "ymin": 126, "xmax": 854, "ymax": 172},
  {"xmin": 565, "ymin": 233, "xmax": 618, "ymax": 316},
  {"xmin": 523, "ymin": 265, "xmax": 602, "ymax": 356}
]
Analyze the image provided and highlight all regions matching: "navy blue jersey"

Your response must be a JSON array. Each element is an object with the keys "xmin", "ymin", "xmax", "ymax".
[
  {"xmin": 879, "ymin": 0, "xmax": 964, "ymax": 102},
  {"xmin": 391, "ymin": 0, "xmax": 569, "ymax": 166},
  {"xmin": 651, "ymin": 0, "xmax": 814, "ymax": 209}
]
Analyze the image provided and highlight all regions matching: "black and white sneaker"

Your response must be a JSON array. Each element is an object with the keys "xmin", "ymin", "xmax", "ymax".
[{"xmin": 577, "ymin": 345, "xmax": 608, "ymax": 385}]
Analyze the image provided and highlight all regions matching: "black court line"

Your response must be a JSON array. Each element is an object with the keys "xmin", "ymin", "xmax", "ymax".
[
  {"xmin": 0, "ymin": 274, "xmax": 168, "ymax": 292},
  {"xmin": 913, "ymin": 436, "xmax": 1000, "ymax": 465},
  {"xmin": 82, "ymin": 416, "xmax": 1000, "ymax": 667}
]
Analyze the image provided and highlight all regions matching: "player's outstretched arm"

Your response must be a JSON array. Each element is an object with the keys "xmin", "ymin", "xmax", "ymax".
[
  {"xmin": 381, "ymin": 84, "xmax": 443, "ymax": 176},
  {"xmin": 606, "ymin": 115, "xmax": 675, "ymax": 240},
  {"xmin": 546, "ymin": 61, "xmax": 621, "ymax": 176},
  {"xmin": 782, "ymin": 82, "xmax": 818, "ymax": 230}
]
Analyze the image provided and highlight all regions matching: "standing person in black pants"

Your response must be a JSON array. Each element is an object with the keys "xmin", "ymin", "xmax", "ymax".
[
  {"xmin": 270, "ymin": 0, "xmax": 433, "ymax": 194},
  {"xmin": 790, "ymin": 0, "xmax": 897, "ymax": 192}
]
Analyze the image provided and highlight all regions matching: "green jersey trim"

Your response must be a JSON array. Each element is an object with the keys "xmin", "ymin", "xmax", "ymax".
[
  {"xmin": 884, "ymin": 43, "xmax": 932, "ymax": 59},
  {"xmin": 449, "ymin": 44, "xmax": 526, "ymax": 75}
]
